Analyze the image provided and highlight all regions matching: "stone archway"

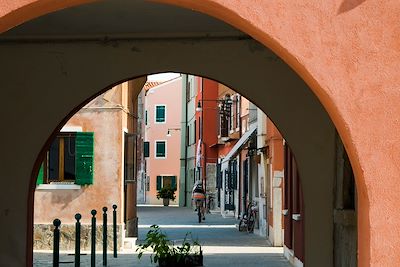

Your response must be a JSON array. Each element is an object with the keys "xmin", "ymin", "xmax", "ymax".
[{"xmin": 1, "ymin": 1, "xmax": 400, "ymax": 266}]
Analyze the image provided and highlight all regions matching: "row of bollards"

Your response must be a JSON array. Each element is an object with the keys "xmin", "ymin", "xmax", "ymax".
[{"xmin": 52, "ymin": 205, "xmax": 118, "ymax": 267}]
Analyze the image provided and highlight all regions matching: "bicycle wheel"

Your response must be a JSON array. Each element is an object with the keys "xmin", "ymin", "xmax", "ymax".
[
  {"xmin": 209, "ymin": 198, "xmax": 215, "ymax": 211},
  {"xmin": 238, "ymin": 218, "xmax": 246, "ymax": 232},
  {"xmin": 197, "ymin": 207, "xmax": 202, "ymax": 223},
  {"xmin": 247, "ymin": 212, "xmax": 255, "ymax": 233}
]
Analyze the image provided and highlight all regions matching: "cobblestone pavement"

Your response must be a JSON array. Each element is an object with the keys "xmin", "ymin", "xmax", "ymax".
[{"xmin": 34, "ymin": 206, "xmax": 292, "ymax": 267}]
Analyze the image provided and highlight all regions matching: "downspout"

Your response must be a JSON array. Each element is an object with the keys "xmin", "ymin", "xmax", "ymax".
[
  {"xmin": 238, "ymin": 95, "xmax": 242, "ymax": 219},
  {"xmin": 201, "ymin": 78, "xmax": 206, "ymax": 191},
  {"xmin": 184, "ymin": 77, "xmax": 189, "ymax": 207}
]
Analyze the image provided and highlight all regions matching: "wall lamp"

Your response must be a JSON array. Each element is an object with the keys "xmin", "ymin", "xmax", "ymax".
[
  {"xmin": 196, "ymin": 94, "xmax": 234, "ymax": 112},
  {"xmin": 166, "ymin": 128, "xmax": 181, "ymax": 137}
]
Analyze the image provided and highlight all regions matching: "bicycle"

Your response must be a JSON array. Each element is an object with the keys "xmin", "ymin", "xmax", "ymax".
[
  {"xmin": 206, "ymin": 195, "xmax": 215, "ymax": 213},
  {"xmin": 238, "ymin": 201, "xmax": 258, "ymax": 233},
  {"xmin": 195, "ymin": 199, "xmax": 205, "ymax": 223}
]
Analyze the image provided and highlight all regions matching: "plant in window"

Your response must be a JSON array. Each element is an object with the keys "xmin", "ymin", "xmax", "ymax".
[
  {"xmin": 137, "ymin": 225, "xmax": 203, "ymax": 267},
  {"xmin": 156, "ymin": 186, "xmax": 177, "ymax": 206}
]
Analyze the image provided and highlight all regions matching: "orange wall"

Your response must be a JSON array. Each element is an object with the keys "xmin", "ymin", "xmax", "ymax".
[{"xmin": 3, "ymin": 1, "xmax": 400, "ymax": 265}]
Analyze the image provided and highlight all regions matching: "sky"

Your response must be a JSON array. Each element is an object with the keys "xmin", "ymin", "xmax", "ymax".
[{"xmin": 147, "ymin": 72, "xmax": 181, "ymax": 82}]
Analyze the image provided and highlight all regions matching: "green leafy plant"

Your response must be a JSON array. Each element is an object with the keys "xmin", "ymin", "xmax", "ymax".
[
  {"xmin": 156, "ymin": 186, "xmax": 177, "ymax": 201},
  {"xmin": 137, "ymin": 225, "xmax": 202, "ymax": 265}
]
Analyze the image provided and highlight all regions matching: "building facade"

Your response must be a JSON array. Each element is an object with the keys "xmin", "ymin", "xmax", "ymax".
[
  {"xmin": 34, "ymin": 78, "xmax": 146, "ymax": 250},
  {"xmin": 144, "ymin": 77, "xmax": 182, "ymax": 205}
]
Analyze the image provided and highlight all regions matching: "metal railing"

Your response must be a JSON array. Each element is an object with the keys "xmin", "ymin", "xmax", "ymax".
[{"xmin": 52, "ymin": 204, "xmax": 118, "ymax": 266}]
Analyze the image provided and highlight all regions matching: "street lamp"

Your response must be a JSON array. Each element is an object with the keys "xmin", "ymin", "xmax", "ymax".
[
  {"xmin": 195, "ymin": 94, "xmax": 233, "ymax": 112},
  {"xmin": 166, "ymin": 128, "xmax": 181, "ymax": 137}
]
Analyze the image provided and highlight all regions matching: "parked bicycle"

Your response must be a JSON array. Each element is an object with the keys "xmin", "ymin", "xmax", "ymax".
[
  {"xmin": 206, "ymin": 194, "xmax": 215, "ymax": 213},
  {"xmin": 238, "ymin": 201, "xmax": 258, "ymax": 233}
]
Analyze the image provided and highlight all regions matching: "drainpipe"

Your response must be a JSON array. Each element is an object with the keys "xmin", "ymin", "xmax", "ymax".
[
  {"xmin": 201, "ymin": 78, "xmax": 206, "ymax": 192},
  {"xmin": 184, "ymin": 77, "xmax": 189, "ymax": 207}
]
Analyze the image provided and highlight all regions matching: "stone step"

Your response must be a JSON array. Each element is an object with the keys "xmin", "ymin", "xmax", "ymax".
[{"xmin": 123, "ymin": 237, "xmax": 137, "ymax": 250}]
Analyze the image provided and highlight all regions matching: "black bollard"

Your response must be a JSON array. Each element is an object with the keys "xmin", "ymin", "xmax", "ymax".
[
  {"xmin": 112, "ymin": 204, "xmax": 117, "ymax": 258},
  {"xmin": 53, "ymin": 219, "xmax": 61, "ymax": 267},
  {"xmin": 91, "ymin": 210, "xmax": 97, "ymax": 267},
  {"xmin": 102, "ymin": 207, "xmax": 108, "ymax": 266},
  {"xmin": 74, "ymin": 213, "xmax": 82, "ymax": 267}
]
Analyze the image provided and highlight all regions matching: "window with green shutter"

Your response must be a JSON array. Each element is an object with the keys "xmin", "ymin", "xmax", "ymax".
[
  {"xmin": 171, "ymin": 176, "xmax": 177, "ymax": 190},
  {"xmin": 75, "ymin": 132, "xmax": 94, "ymax": 185},
  {"xmin": 156, "ymin": 176, "xmax": 162, "ymax": 190},
  {"xmin": 144, "ymin": 141, "xmax": 150, "ymax": 157},
  {"xmin": 36, "ymin": 163, "xmax": 44, "ymax": 185},
  {"xmin": 38, "ymin": 132, "xmax": 94, "ymax": 185},
  {"xmin": 155, "ymin": 141, "xmax": 166, "ymax": 158},
  {"xmin": 155, "ymin": 105, "xmax": 166, "ymax": 123}
]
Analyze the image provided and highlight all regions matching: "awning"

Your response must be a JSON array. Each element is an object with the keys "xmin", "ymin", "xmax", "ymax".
[{"xmin": 221, "ymin": 124, "xmax": 257, "ymax": 168}]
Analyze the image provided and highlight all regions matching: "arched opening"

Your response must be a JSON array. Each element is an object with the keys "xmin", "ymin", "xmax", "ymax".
[{"xmin": 0, "ymin": 1, "xmax": 360, "ymax": 266}]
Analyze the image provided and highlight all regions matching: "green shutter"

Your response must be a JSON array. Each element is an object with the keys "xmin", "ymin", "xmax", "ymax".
[
  {"xmin": 156, "ymin": 176, "xmax": 162, "ymax": 190},
  {"xmin": 171, "ymin": 176, "xmax": 177, "ymax": 190},
  {"xmin": 156, "ymin": 141, "xmax": 166, "ymax": 157},
  {"xmin": 75, "ymin": 132, "xmax": 94, "ymax": 185},
  {"xmin": 232, "ymin": 160, "xmax": 237, "ymax": 189},
  {"xmin": 36, "ymin": 163, "xmax": 44, "ymax": 185},
  {"xmin": 144, "ymin": 141, "xmax": 150, "ymax": 157},
  {"xmin": 156, "ymin": 106, "xmax": 165, "ymax": 122}
]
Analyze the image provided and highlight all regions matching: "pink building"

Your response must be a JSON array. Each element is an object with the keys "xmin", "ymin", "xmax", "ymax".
[{"xmin": 144, "ymin": 77, "xmax": 183, "ymax": 204}]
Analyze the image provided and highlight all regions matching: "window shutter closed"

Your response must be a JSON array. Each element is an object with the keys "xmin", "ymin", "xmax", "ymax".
[
  {"xmin": 171, "ymin": 176, "xmax": 177, "ymax": 190},
  {"xmin": 156, "ymin": 106, "xmax": 166, "ymax": 122},
  {"xmin": 36, "ymin": 163, "xmax": 44, "ymax": 185},
  {"xmin": 216, "ymin": 164, "xmax": 222, "ymax": 189},
  {"xmin": 75, "ymin": 132, "xmax": 94, "ymax": 185},
  {"xmin": 156, "ymin": 141, "xmax": 166, "ymax": 157},
  {"xmin": 156, "ymin": 176, "xmax": 162, "ymax": 190},
  {"xmin": 144, "ymin": 142, "xmax": 150, "ymax": 157},
  {"xmin": 232, "ymin": 160, "xmax": 237, "ymax": 189}
]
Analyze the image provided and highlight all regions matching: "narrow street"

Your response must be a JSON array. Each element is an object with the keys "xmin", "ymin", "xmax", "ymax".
[{"xmin": 34, "ymin": 206, "xmax": 291, "ymax": 266}]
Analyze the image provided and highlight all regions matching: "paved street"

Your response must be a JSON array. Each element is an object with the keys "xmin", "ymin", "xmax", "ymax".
[{"xmin": 34, "ymin": 206, "xmax": 291, "ymax": 267}]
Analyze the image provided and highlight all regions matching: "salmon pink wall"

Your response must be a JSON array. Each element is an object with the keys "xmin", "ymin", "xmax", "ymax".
[{"xmin": 145, "ymin": 78, "xmax": 182, "ymax": 204}]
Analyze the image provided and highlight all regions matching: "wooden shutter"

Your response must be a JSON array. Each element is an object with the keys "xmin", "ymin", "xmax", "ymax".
[
  {"xmin": 75, "ymin": 132, "xmax": 94, "ymax": 185},
  {"xmin": 232, "ymin": 160, "xmax": 237, "ymax": 189},
  {"xmin": 171, "ymin": 176, "xmax": 177, "ymax": 190},
  {"xmin": 144, "ymin": 141, "xmax": 150, "ymax": 157},
  {"xmin": 156, "ymin": 106, "xmax": 165, "ymax": 122},
  {"xmin": 156, "ymin": 141, "xmax": 166, "ymax": 157},
  {"xmin": 216, "ymin": 163, "xmax": 222, "ymax": 189},
  {"xmin": 36, "ymin": 163, "xmax": 44, "ymax": 185},
  {"xmin": 156, "ymin": 176, "xmax": 162, "ymax": 190}
]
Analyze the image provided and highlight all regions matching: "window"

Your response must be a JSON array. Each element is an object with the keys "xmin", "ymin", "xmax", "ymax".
[
  {"xmin": 155, "ymin": 105, "xmax": 166, "ymax": 123},
  {"xmin": 36, "ymin": 132, "xmax": 94, "ymax": 185},
  {"xmin": 155, "ymin": 141, "xmax": 166, "ymax": 158},
  {"xmin": 156, "ymin": 175, "xmax": 177, "ymax": 190},
  {"xmin": 145, "ymin": 110, "xmax": 148, "ymax": 125},
  {"xmin": 144, "ymin": 141, "xmax": 150, "ymax": 157},
  {"xmin": 219, "ymin": 102, "xmax": 229, "ymax": 137}
]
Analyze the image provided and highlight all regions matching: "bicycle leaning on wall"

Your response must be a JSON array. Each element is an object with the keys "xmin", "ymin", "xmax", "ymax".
[{"xmin": 238, "ymin": 201, "xmax": 258, "ymax": 233}]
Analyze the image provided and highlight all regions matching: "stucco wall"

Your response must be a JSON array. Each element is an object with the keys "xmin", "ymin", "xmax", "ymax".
[
  {"xmin": 34, "ymin": 100, "xmax": 124, "ymax": 226},
  {"xmin": 145, "ymin": 78, "xmax": 182, "ymax": 205},
  {"xmin": 0, "ymin": 1, "xmax": 369, "ymax": 264}
]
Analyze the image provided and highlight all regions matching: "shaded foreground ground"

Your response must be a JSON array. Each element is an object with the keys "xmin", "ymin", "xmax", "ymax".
[{"xmin": 34, "ymin": 206, "xmax": 291, "ymax": 266}]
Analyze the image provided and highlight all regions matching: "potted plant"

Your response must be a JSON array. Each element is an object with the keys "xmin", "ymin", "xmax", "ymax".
[
  {"xmin": 156, "ymin": 186, "xmax": 176, "ymax": 206},
  {"xmin": 137, "ymin": 225, "xmax": 203, "ymax": 267}
]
